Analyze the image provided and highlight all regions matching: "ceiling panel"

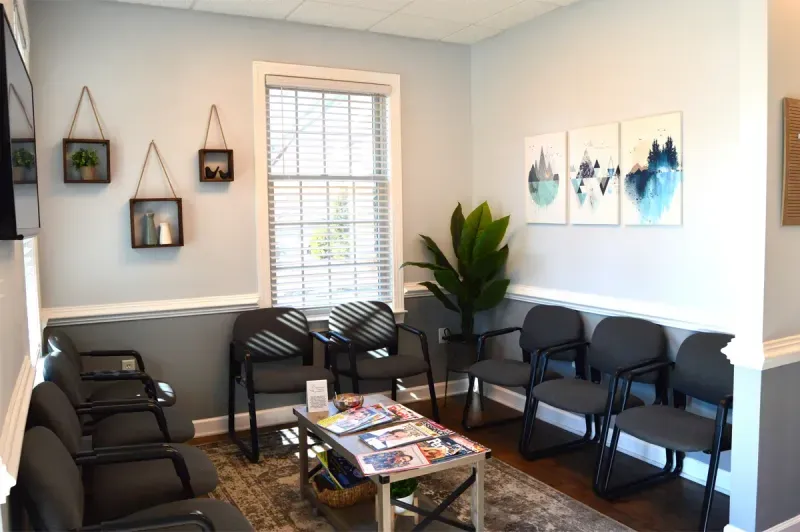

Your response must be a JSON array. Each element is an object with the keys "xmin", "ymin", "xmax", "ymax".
[
  {"xmin": 370, "ymin": 12, "xmax": 463, "ymax": 40},
  {"xmin": 480, "ymin": 0, "xmax": 559, "ymax": 30},
  {"xmin": 191, "ymin": 0, "xmax": 303, "ymax": 19},
  {"xmin": 287, "ymin": 1, "xmax": 389, "ymax": 30},
  {"xmin": 316, "ymin": 0, "xmax": 413, "ymax": 12},
  {"xmin": 441, "ymin": 24, "xmax": 501, "ymax": 44},
  {"xmin": 399, "ymin": 0, "xmax": 519, "ymax": 25}
]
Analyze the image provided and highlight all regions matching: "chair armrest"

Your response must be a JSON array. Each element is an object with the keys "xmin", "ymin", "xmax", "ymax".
[
  {"xmin": 81, "ymin": 370, "xmax": 149, "ymax": 382},
  {"xmin": 720, "ymin": 394, "xmax": 733, "ymax": 408},
  {"xmin": 613, "ymin": 356, "xmax": 668, "ymax": 379},
  {"xmin": 540, "ymin": 340, "xmax": 590, "ymax": 360},
  {"xmin": 81, "ymin": 350, "xmax": 145, "ymax": 371},
  {"xmin": 533, "ymin": 340, "xmax": 590, "ymax": 383},
  {"xmin": 327, "ymin": 331, "xmax": 352, "ymax": 345},
  {"xmin": 326, "ymin": 332, "xmax": 359, "ymax": 377},
  {"xmin": 621, "ymin": 360, "xmax": 675, "ymax": 379},
  {"xmin": 397, "ymin": 323, "xmax": 432, "ymax": 366},
  {"xmin": 75, "ymin": 443, "xmax": 193, "ymax": 499},
  {"xmin": 310, "ymin": 331, "xmax": 333, "ymax": 345},
  {"xmin": 476, "ymin": 327, "xmax": 522, "ymax": 363},
  {"xmin": 98, "ymin": 511, "xmax": 215, "ymax": 532},
  {"xmin": 76, "ymin": 398, "xmax": 172, "ymax": 442}
]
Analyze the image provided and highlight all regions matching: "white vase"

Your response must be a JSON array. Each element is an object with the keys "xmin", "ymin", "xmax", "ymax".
[
  {"xmin": 158, "ymin": 222, "xmax": 173, "ymax": 245},
  {"xmin": 394, "ymin": 493, "xmax": 415, "ymax": 515}
]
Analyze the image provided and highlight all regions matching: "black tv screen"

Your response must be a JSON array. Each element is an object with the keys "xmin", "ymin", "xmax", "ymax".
[{"xmin": 0, "ymin": 5, "xmax": 38, "ymax": 239}]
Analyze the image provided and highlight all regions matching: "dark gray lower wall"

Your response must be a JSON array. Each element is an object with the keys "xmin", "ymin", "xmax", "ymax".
[{"xmin": 54, "ymin": 296, "xmax": 460, "ymax": 421}]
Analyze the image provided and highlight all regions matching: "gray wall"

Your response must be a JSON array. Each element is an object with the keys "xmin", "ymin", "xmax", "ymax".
[{"xmin": 55, "ymin": 296, "xmax": 459, "ymax": 421}]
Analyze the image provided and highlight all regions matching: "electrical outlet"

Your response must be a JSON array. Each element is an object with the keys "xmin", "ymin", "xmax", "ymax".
[
  {"xmin": 438, "ymin": 328, "xmax": 450, "ymax": 344},
  {"xmin": 121, "ymin": 359, "xmax": 136, "ymax": 371}
]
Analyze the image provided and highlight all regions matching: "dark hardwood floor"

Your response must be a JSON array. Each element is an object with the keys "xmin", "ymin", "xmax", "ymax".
[{"xmin": 198, "ymin": 394, "xmax": 729, "ymax": 531}]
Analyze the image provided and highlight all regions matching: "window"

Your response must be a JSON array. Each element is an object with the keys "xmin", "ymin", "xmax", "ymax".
[{"xmin": 254, "ymin": 63, "xmax": 403, "ymax": 315}]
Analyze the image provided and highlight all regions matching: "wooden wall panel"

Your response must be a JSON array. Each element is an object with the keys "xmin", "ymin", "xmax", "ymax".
[{"xmin": 783, "ymin": 98, "xmax": 800, "ymax": 225}]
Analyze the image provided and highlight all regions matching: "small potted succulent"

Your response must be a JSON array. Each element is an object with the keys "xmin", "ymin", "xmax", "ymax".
[
  {"xmin": 71, "ymin": 147, "xmax": 100, "ymax": 180},
  {"xmin": 12, "ymin": 147, "xmax": 34, "ymax": 183},
  {"xmin": 391, "ymin": 478, "xmax": 418, "ymax": 515}
]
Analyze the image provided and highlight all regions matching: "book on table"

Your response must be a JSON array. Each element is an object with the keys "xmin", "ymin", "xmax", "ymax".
[
  {"xmin": 383, "ymin": 403, "xmax": 424, "ymax": 421},
  {"xmin": 356, "ymin": 444, "xmax": 431, "ymax": 475},
  {"xmin": 358, "ymin": 420, "xmax": 454, "ymax": 451},
  {"xmin": 416, "ymin": 435, "xmax": 489, "ymax": 464},
  {"xmin": 316, "ymin": 405, "xmax": 393, "ymax": 435}
]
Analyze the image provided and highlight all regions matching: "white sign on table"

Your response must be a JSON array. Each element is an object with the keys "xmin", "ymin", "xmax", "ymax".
[{"xmin": 306, "ymin": 380, "xmax": 329, "ymax": 413}]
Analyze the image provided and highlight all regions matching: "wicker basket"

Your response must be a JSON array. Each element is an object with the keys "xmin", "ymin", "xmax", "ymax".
[{"xmin": 311, "ymin": 476, "xmax": 377, "ymax": 509}]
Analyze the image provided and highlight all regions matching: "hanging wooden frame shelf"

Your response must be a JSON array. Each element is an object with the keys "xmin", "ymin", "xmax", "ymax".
[
  {"xmin": 62, "ymin": 86, "xmax": 111, "ymax": 183},
  {"xmin": 129, "ymin": 140, "xmax": 184, "ymax": 249},
  {"xmin": 198, "ymin": 104, "xmax": 234, "ymax": 182}
]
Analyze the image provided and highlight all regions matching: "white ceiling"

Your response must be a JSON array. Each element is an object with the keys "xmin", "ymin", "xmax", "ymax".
[{"xmin": 103, "ymin": 0, "xmax": 581, "ymax": 44}]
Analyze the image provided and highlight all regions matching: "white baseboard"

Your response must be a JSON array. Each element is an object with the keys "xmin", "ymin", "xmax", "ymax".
[
  {"xmin": 481, "ymin": 384, "xmax": 731, "ymax": 495},
  {"xmin": 724, "ymin": 526, "xmax": 747, "ymax": 532},
  {"xmin": 766, "ymin": 514, "xmax": 800, "ymax": 532},
  {"xmin": 193, "ymin": 379, "xmax": 470, "ymax": 438}
]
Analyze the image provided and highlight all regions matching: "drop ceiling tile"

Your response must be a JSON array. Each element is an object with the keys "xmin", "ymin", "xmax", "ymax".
[
  {"xmin": 400, "ymin": 0, "xmax": 519, "ymax": 25},
  {"xmin": 548, "ymin": 0, "xmax": 580, "ymax": 4},
  {"xmin": 370, "ymin": 12, "xmax": 463, "ymax": 40},
  {"xmin": 441, "ymin": 24, "xmax": 501, "ymax": 44},
  {"xmin": 288, "ymin": 1, "xmax": 389, "ymax": 30},
  {"xmin": 315, "ymin": 0, "xmax": 412, "ymax": 12},
  {"xmin": 118, "ymin": 0, "xmax": 194, "ymax": 7},
  {"xmin": 480, "ymin": 0, "xmax": 558, "ymax": 30},
  {"xmin": 192, "ymin": 0, "xmax": 303, "ymax": 20}
]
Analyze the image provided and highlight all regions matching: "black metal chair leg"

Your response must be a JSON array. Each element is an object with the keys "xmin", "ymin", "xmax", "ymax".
[
  {"xmin": 227, "ymin": 357, "xmax": 236, "ymax": 437},
  {"xmin": 351, "ymin": 376, "xmax": 360, "ymax": 394},
  {"xmin": 477, "ymin": 379, "xmax": 485, "ymax": 411},
  {"xmin": 443, "ymin": 370, "xmax": 450, "ymax": 406},
  {"xmin": 592, "ymin": 415, "xmax": 602, "ymax": 442},
  {"xmin": 461, "ymin": 375, "xmax": 475, "ymax": 429},
  {"xmin": 426, "ymin": 368, "xmax": 440, "ymax": 422},
  {"xmin": 246, "ymin": 382, "xmax": 259, "ymax": 463},
  {"xmin": 229, "ymin": 355, "xmax": 259, "ymax": 463},
  {"xmin": 391, "ymin": 379, "xmax": 398, "ymax": 401},
  {"xmin": 599, "ymin": 426, "xmax": 622, "ymax": 493},
  {"xmin": 700, "ymin": 437, "xmax": 725, "ymax": 530}
]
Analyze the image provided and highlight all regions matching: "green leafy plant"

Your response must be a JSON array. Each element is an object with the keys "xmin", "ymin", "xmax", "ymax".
[
  {"xmin": 401, "ymin": 202, "xmax": 510, "ymax": 338},
  {"xmin": 12, "ymin": 148, "xmax": 34, "ymax": 169},
  {"xmin": 70, "ymin": 148, "xmax": 99, "ymax": 169},
  {"xmin": 390, "ymin": 478, "xmax": 418, "ymax": 498}
]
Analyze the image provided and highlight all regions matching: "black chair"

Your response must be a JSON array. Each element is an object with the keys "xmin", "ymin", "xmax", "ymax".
[
  {"xmin": 25, "ymin": 382, "xmax": 219, "ymax": 524},
  {"xmin": 595, "ymin": 332, "xmax": 733, "ymax": 532},
  {"xmin": 46, "ymin": 327, "xmax": 176, "ymax": 406},
  {"xmin": 14, "ymin": 426, "xmax": 253, "ymax": 531},
  {"xmin": 228, "ymin": 307, "xmax": 335, "ymax": 463},
  {"xmin": 43, "ymin": 350, "xmax": 195, "ymax": 447},
  {"xmin": 519, "ymin": 316, "xmax": 667, "ymax": 465},
  {"xmin": 462, "ymin": 304, "xmax": 584, "ymax": 430},
  {"xmin": 325, "ymin": 301, "xmax": 439, "ymax": 420}
]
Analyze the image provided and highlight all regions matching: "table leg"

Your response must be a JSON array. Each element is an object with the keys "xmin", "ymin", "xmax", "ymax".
[
  {"xmin": 298, "ymin": 421, "xmax": 308, "ymax": 500},
  {"xmin": 471, "ymin": 461, "xmax": 485, "ymax": 532},
  {"xmin": 377, "ymin": 482, "xmax": 392, "ymax": 532}
]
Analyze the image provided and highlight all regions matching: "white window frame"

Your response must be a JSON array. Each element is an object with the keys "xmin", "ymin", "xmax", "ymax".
[{"xmin": 252, "ymin": 61, "xmax": 404, "ymax": 321}]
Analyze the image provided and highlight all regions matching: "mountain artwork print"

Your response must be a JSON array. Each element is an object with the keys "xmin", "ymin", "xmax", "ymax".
[
  {"xmin": 567, "ymin": 123, "xmax": 620, "ymax": 225},
  {"xmin": 621, "ymin": 112, "xmax": 683, "ymax": 225},
  {"xmin": 525, "ymin": 132, "xmax": 567, "ymax": 224}
]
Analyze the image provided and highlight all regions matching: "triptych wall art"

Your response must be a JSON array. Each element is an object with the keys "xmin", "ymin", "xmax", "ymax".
[{"xmin": 525, "ymin": 112, "xmax": 682, "ymax": 226}]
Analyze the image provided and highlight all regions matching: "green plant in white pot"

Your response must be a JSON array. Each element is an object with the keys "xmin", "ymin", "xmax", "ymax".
[
  {"xmin": 401, "ymin": 201, "xmax": 510, "ymax": 352},
  {"xmin": 71, "ymin": 148, "xmax": 100, "ymax": 180},
  {"xmin": 12, "ymin": 147, "xmax": 34, "ymax": 183}
]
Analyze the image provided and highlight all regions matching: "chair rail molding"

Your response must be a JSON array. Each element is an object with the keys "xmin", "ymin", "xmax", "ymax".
[{"xmin": 0, "ymin": 358, "xmax": 36, "ymax": 503}]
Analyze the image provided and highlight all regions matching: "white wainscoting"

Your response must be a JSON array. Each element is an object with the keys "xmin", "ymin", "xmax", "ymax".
[{"xmin": 0, "ymin": 358, "xmax": 36, "ymax": 503}]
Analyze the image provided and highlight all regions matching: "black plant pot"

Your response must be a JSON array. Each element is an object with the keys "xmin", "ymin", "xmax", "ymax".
[{"xmin": 443, "ymin": 333, "xmax": 480, "ymax": 374}]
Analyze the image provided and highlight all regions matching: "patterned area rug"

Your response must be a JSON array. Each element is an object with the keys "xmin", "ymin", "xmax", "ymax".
[{"xmin": 198, "ymin": 428, "xmax": 630, "ymax": 531}]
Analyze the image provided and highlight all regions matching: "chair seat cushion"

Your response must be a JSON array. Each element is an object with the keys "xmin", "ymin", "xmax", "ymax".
[
  {"xmin": 469, "ymin": 359, "xmax": 562, "ymax": 388},
  {"xmin": 614, "ymin": 405, "xmax": 733, "ymax": 453},
  {"xmin": 85, "ymin": 443, "xmax": 219, "ymax": 524},
  {"xmin": 89, "ymin": 380, "xmax": 177, "ymax": 407},
  {"xmin": 533, "ymin": 378, "xmax": 644, "ymax": 415},
  {"xmin": 91, "ymin": 406, "xmax": 195, "ymax": 447},
  {"xmin": 334, "ymin": 353, "xmax": 430, "ymax": 380},
  {"xmin": 110, "ymin": 498, "xmax": 253, "ymax": 531},
  {"xmin": 249, "ymin": 364, "xmax": 334, "ymax": 394}
]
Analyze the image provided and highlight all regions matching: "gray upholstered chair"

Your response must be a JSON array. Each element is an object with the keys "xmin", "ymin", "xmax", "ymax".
[
  {"xmin": 595, "ymin": 332, "xmax": 733, "ymax": 532},
  {"xmin": 46, "ymin": 327, "xmax": 176, "ymax": 406},
  {"xmin": 326, "ymin": 301, "xmax": 439, "ymax": 421},
  {"xmin": 43, "ymin": 350, "xmax": 195, "ymax": 447},
  {"xmin": 519, "ymin": 316, "xmax": 667, "ymax": 464},
  {"xmin": 14, "ymin": 426, "xmax": 252, "ymax": 531},
  {"xmin": 462, "ymin": 304, "xmax": 585, "ymax": 430},
  {"xmin": 25, "ymin": 382, "xmax": 219, "ymax": 524},
  {"xmin": 228, "ymin": 307, "xmax": 335, "ymax": 462}
]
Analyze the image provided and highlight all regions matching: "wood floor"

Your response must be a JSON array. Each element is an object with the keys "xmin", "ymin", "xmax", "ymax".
[{"xmin": 199, "ymin": 394, "xmax": 729, "ymax": 531}]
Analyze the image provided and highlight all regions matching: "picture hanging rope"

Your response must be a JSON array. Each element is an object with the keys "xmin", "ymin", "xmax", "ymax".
[
  {"xmin": 8, "ymin": 83, "xmax": 33, "ymax": 133},
  {"xmin": 67, "ymin": 86, "xmax": 106, "ymax": 139},
  {"xmin": 134, "ymin": 140, "xmax": 178, "ymax": 199},
  {"xmin": 203, "ymin": 104, "xmax": 228, "ymax": 149}
]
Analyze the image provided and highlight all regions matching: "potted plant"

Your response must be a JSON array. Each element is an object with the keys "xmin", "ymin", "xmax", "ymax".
[
  {"xmin": 71, "ymin": 147, "xmax": 100, "ymax": 180},
  {"xmin": 391, "ymin": 478, "xmax": 418, "ymax": 515},
  {"xmin": 401, "ymin": 202, "xmax": 511, "ymax": 366},
  {"xmin": 12, "ymin": 147, "xmax": 34, "ymax": 183}
]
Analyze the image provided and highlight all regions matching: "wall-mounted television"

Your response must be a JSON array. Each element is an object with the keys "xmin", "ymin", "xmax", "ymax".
[{"xmin": 0, "ymin": 5, "xmax": 38, "ymax": 239}]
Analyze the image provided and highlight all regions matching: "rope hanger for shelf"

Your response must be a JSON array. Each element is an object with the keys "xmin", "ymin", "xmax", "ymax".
[
  {"xmin": 8, "ymin": 83, "xmax": 33, "ymax": 134},
  {"xmin": 133, "ymin": 140, "xmax": 178, "ymax": 199},
  {"xmin": 203, "ymin": 104, "xmax": 228, "ymax": 149},
  {"xmin": 67, "ymin": 86, "xmax": 105, "ymax": 139}
]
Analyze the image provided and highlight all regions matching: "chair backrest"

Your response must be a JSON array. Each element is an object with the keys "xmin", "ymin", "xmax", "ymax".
[
  {"xmin": 232, "ymin": 307, "xmax": 312, "ymax": 363},
  {"xmin": 16, "ymin": 426, "xmax": 84, "ymax": 531},
  {"xmin": 673, "ymin": 332, "xmax": 734, "ymax": 405},
  {"xmin": 43, "ymin": 350, "xmax": 86, "ymax": 407},
  {"xmin": 44, "ymin": 328, "xmax": 82, "ymax": 368},
  {"xmin": 588, "ymin": 317, "xmax": 666, "ymax": 383},
  {"xmin": 519, "ymin": 305, "xmax": 584, "ymax": 355},
  {"xmin": 328, "ymin": 301, "xmax": 397, "ymax": 352},
  {"xmin": 27, "ymin": 382, "xmax": 82, "ymax": 456}
]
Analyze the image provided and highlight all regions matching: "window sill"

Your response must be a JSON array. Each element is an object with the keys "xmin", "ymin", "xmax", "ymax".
[{"xmin": 305, "ymin": 307, "xmax": 408, "ymax": 330}]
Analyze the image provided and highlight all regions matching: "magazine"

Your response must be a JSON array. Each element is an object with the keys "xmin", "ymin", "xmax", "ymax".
[
  {"xmin": 359, "ymin": 422, "xmax": 432, "ymax": 451},
  {"xmin": 416, "ymin": 436, "xmax": 484, "ymax": 464},
  {"xmin": 315, "ymin": 449, "xmax": 367, "ymax": 489},
  {"xmin": 357, "ymin": 444, "xmax": 430, "ymax": 475},
  {"xmin": 384, "ymin": 403, "xmax": 423, "ymax": 421},
  {"xmin": 447, "ymin": 434, "xmax": 490, "ymax": 454},
  {"xmin": 414, "ymin": 419, "xmax": 453, "ymax": 437},
  {"xmin": 317, "ymin": 406, "xmax": 392, "ymax": 435}
]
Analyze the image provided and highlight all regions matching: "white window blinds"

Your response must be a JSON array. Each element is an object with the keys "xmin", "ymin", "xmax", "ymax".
[{"xmin": 266, "ymin": 82, "xmax": 393, "ymax": 311}]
